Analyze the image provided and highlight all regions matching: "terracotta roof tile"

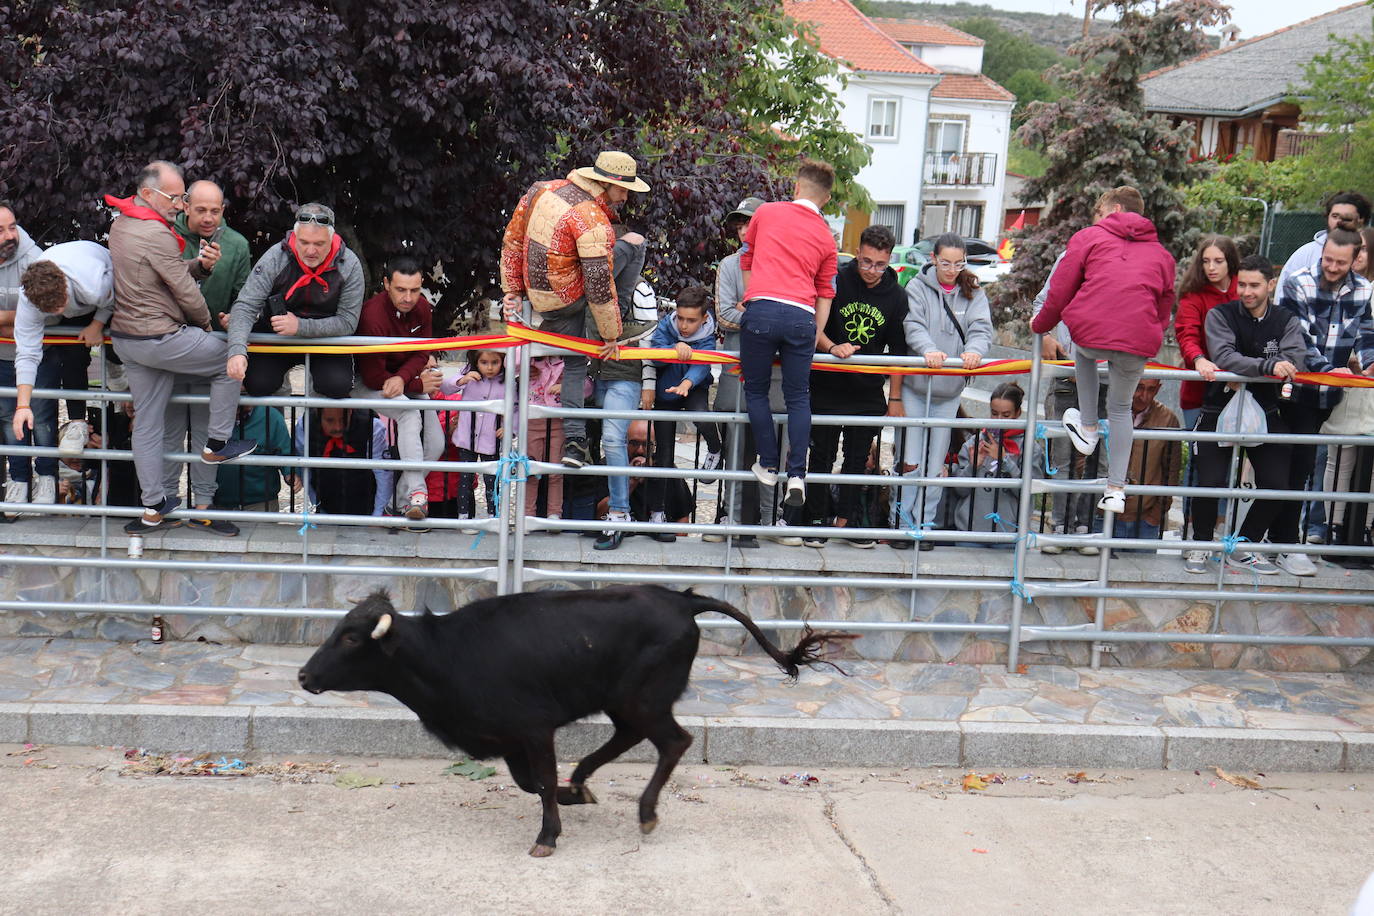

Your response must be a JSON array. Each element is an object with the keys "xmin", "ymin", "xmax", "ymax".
[
  {"xmin": 783, "ymin": 0, "xmax": 939, "ymax": 75},
  {"xmin": 931, "ymin": 73, "xmax": 1015, "ymax": 103},
  {"xmin": 871, "ymin": 18, "xmax": 984, "ymax": 47}
]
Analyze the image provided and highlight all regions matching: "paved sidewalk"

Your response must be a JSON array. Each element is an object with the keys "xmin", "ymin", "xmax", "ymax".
[{"xmin": 2, "ymin": 636, "xmax": 1372, "ymax": 771}]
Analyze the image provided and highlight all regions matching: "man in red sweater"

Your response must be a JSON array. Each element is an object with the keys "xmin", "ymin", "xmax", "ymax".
[
  {"xmin": 353, "ymin": 255, "xmax": 444, "ymax": 521},
  {"xmin": 1031, "ymin": 186, "xmax": 1175, "ymax": 516},
  {"xmin": 739, "ymin": 159, "xmax": 838, "ymax": 508}
]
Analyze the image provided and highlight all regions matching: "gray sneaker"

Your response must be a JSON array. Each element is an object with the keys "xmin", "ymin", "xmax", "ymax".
[
  {"xmin": 1226, "ymin": 551, "xmax": 1280, "ymax": 575},
  {"xmin": 1183, "ymin": 549, "xmax": 1210, "ymax": 574},
  {"xmin": 1277, "ymin": 552, "xmax": 1318, "ymax": 576},
  {"xmin": 1041, "ymin": 525, "xmax": 1065, "ymax": 555}
]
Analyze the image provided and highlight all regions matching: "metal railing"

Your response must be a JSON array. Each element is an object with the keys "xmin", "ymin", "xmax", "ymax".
[
  {"xmin": 2, "ymin": 324, "xmax": 1373, "ymax": 672},
  {"xmin": 923, "ymin": 151, "xmax": 999, "ymax": 187}
]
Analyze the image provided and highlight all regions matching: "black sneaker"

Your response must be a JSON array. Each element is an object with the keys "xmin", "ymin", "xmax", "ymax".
[
  {"xmin": 202, "ymin": 438, "xmax": 259, "ymax": 465},
  {"xmin": 186, "ymin": 512, "xmax": 240, "ymax": 537},
  {"xmin": 593, "ymin": 530, "xmax": 624, "ymax": 551},
  {"xmin": 124, "ymin": 496, "xmax": 182, "ymax": 534},
  {"xmin": 561, "ymin": 437, "xmax": 592, "ymax": 469},
  {"xmin": 846, "ymin": 538, "xmax": 875, "ymax": 549},
  {"xmin": 802, "ymin": 533, "xmax": 827, "ymax": 548},
  {"xmin": 888, "ymin": 537, "xmax": 914, "ymax": 551}
]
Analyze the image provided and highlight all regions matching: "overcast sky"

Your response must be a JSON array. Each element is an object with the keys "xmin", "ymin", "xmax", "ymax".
[{"xmin": 922, "ymin": 0, "xmax": 1363, "ymax": 38}]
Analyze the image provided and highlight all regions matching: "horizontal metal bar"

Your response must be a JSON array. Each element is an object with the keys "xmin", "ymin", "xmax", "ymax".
[
  {"xmin": 521, "ymin": 566, "xmax": 1014, "ymax": 591},
  {"xmin": 1019, "ymin": 627, "xmax": 1374, "ymax": 648},
  {"xmin": 0, "ymin": 553, "xmax": 499, "ymax": 580},
  {"xmin": 1025, "ymin": 582, "xmax": 1374, "ymax": 605}
]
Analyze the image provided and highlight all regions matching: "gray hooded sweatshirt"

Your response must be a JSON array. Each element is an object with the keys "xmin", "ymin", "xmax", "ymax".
[
  {"xmin": 903, "ymin": 263, "xmax": 993, "ymax": 401},
  {"xmin": 0, "ymin": 226, "xmax": 42, "ymax": 362}
]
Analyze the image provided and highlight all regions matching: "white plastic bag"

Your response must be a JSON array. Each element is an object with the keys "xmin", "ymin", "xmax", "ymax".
[{"xmin": 1217, "ymin": 388, "xmax": 1267, "ymax": 448}]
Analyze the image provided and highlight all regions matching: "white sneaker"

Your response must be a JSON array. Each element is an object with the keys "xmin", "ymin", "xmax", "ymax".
[
  {"xmin": 59, "ymin": 420, "xmax": 90, "ymax": 456},
  {"xmin": 1041, "ymin": 525, "xmax": 1065, "ymax": 555},
  {"xmin": 1073, "ymin": 524, "xmax": 1099, "ymax": 556},
  {"xmin": 1277, "ymin": 552, "xmax": 1318, "ymax": 577},
  {"xmin": 458, "ymin": 512, "xmax": 476, "ymax": 534},
  {"xmin": 700, "ymin": 451, "xmax": 722, "ymax": 483},
  {"xmin": 3, "ymin": 480, "xmax": 30, "ymax": 519},
  {"xmin": 1183, "ymin": 549, "xmax": 1211, "ymax": 574},
  {"xmin": 31, "ymin": 475, "xmax": 57, "ymax": 507},
  {"xmin": 750, "ymin": 461, "xmax": 778, "ymax": 487},
  {"xmin": 702, "ymin": 515, "xmax": 731, "ymax": 543},
  {"xmin": 784, "ymin": 476, "xmax": 805, "ymax": 507},
  {"xmin": 765, "ymin": 521, "xmax": 803, "ymax": 547},
  {"xmin": 1062, "ymin": 408, "xmax": 1099, "ymax": 456},
  {"xmin": 1097, "ymin": 488, "xmax": 1125, "ymax": 514},
  {"xmin": 104, "ymin": 361, "xmax": 129, "ymax": 392},
  {"xmin": 1226, "ymin": 551, "xmax": 1280, "ymax": 575}
]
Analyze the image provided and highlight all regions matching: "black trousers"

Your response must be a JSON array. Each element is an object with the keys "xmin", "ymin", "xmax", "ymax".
[
  {"xmin": 1191, "ymin": 408, "xmax": 1292, "ymax": 545},
  {"xmin": 244, "ymin": 352, "xmax": 354, "ymax": 399},
  {"xmin": 804, "ymin": 396, "xmax": 884, "ymax": 525}
]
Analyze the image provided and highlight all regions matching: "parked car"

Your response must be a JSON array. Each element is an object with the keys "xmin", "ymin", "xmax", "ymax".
[{"xmin": 890, "ymin": 237, "xmax": 1010, "ymax": 288}]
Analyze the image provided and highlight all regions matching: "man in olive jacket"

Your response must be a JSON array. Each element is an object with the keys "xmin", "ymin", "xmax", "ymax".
[{"xmin": 174, "ymin": 180, "xmax": 251, "ymax": 326}]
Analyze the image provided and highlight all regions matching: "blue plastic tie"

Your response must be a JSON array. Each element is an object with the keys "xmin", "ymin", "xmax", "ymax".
[
  {"xmin": 1034, "ymin": 423, "xmax": 1058, "ymax": 476},
  {"xmin": 1220, "ymin": 533, "xmax": 1248, "ymax": 556},
  {"xmin": 297, "ymin": 500, "xmax": 317, "ymax": 536},
  {"xmin": 471, "ymin": 451, "xmax": 530, "ymax": 551}
]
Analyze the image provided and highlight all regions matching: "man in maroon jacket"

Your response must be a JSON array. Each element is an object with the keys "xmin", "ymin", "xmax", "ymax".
[
  {"xmin": 353, "ymin": 255, "xmax": 444, "ymax": 521},
  {"xmin": 1031, "ymin": 186, "xmax": 1175, "ymax": 517}
]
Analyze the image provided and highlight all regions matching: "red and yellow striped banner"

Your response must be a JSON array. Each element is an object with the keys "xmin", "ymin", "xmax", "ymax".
[{"xmin": 8, "ymin": 325, "xmax": 1374, "ymax": 389}]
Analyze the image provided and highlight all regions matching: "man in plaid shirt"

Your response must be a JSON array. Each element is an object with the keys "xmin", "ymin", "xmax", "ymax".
[
  {"xmin": 500, "ymin": 150, "xmax": 650, "ymax": 468},
  {"xmin": 1274, "ymin": 227, "xmax": 1374, "ymax": 570}
]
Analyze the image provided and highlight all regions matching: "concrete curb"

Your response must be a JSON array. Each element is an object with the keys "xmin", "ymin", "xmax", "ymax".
[{"xmin": 4, "ymin": 702, "xmax": 1372, "ymax": 772}]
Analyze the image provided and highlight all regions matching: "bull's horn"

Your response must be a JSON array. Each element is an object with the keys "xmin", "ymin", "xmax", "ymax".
[{"xmin": 371, "ymin": 614, "xmax": 392, "ymax": 640}]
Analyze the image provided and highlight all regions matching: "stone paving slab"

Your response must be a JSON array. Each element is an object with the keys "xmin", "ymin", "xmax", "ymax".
[{"xmin": 2, "ymin": 637, "xmax": 1373, "ymax": 769}]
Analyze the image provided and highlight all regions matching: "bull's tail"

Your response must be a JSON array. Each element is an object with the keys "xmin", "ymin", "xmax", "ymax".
[{"xmin": 682, "ymin": 591, "xmax": 853, "ymax": 679}]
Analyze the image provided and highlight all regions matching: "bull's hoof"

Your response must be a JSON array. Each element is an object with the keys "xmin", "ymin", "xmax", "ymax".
[
  {"xmin": 529, "ymin": 843, "xmax": 556, "ymax": 858},
  {"xmin": 640, "ymin": 817, "xmax": 658, "ymax": 835},
  {"xmin": 557, "ymin": 784, "xmax": 598, "ymax": 806}
]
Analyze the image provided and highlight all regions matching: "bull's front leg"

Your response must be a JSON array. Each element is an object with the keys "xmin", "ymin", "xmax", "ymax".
[{"xmin": 524, "ymin": 734, "xmax": 562, "ymax": 858}]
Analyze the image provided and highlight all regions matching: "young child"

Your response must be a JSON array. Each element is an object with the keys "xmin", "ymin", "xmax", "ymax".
[
  {"xmin": 641, "ymin": 286, "xmax": 722, "ymax": 539},
  {"xmin": 424, "ymin": 387, "xmax": 466, "ymax": 519},
  {"xmin": 1185, "ymin": 255, "xmax": 1307, "ymax": 576},
  {"xmin": 524, "ymin": 355, "xmax": 565, "ymax": 523},
  {"xmin": 441, "ymin": 349, "xmax": 506, "ymax": 522},
  {"xmin": 950, "ymin": 382, "xmax": 1024, "ymax": 544}
]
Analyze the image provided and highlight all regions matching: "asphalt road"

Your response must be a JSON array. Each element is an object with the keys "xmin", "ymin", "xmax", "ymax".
[{"xmin": 5, "ymin": 745, "xmax": 1372, "ymax": 915}]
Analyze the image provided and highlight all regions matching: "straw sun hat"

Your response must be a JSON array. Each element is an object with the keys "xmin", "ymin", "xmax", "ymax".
[{"xmin": 574, "ymin": 151, "xmax": 651, "ymax": 192}]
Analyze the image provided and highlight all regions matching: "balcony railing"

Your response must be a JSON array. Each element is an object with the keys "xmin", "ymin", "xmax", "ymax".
[{"xmin": 924, "ymin": 151, "xmax": 999, "ymax": 187}]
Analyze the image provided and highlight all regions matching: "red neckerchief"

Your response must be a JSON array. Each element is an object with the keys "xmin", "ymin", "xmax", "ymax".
[
  {"xmin": 104, "ymin": 195, "xmax": 185, "ymax": 253},
  {"xmin": 322, "ymin": 436, "xmax": 355, "ymax": 458},
  {"xmin": 283, "ymin": 231, "xmax": 343, "ymax": 301}
]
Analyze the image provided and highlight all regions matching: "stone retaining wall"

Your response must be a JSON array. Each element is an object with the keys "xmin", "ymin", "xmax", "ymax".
[{"xmin": 1, "ymin": 520, "xmax": 1372, "ymax": 671}]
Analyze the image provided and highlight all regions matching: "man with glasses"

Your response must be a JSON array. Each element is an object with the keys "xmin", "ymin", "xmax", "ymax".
[
  {"xmin": 801, "ymin": 224, "xmax": 908, "ymax": 547},
  {"xmin": 226, "ymin": 202, "xmax": 364, "ymax": 400},
  {"xmin": 105, "ymin": 160, "xmax": 256, "ymax": 534}
]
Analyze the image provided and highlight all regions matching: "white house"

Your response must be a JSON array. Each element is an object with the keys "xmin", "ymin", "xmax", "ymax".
[{"xmin": 782, "ymin": 1, "xmax": 1015, "ymax": 247}]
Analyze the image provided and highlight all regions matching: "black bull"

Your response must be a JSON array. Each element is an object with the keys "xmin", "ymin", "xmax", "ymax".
[{"xmin": 298, "ymin": 585, "xmax": 848, "ymax": 857}]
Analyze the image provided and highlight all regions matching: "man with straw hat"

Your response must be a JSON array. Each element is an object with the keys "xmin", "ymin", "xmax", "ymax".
[{"xmin": 501, "ymin": 150, "xmax": 651, "ymax": 468}]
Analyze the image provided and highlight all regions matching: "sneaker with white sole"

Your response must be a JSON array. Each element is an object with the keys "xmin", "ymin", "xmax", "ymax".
[
  {"xmin": 648, "ymin": 509, "xmax": 676, "ymax": 543},
  {"xmin": 1041, "ymin": 525, "xmax": 1066, "ymax": 555},
  {"xmin": 699, "ymin": 451, "xmax": 722, "ymax": 483},
  {"xmin": 750, "ymin": 461, "xmax": 778, "ymax": 487},
  {"xmin": 404, "ymin": 490, "xmax": 429, "ymax": 521},
  {"xmin": 1183, "ymin": 549, "xmax": 1211, "ymax": 574},
  {"xmin": 202, "ymin": 439, "xmax": 258, "ymax": 464},
  {"xmin": 457, "ymin": 512, "xmax": 477, "ymax": 534},
  {"xmin": 784, "ymin": 476, "xmax": 805, "ymax": 507},
  {"xmin": 1097, "ymin": 488, "xmax": 1125, "ymax": 514},
  {"xmin": 31, "ymin": 475, "xmax": 57, "ymax": 508},
  {"xmin": 59, "ymin": 420, "xmax": 90, "ymax": 456},
  {"xmin": 1073, "ymin": 524, "xmax": 1099, "ymax": 556},
  {"xmin": 702, "ymin": 515, "xmax": 732, "ymax": 543},
  {"xmin": 1061, "ymin": 408, "xmax": 1099, "ymax": 456},
  {"xmin": 3, "ymin": 479, "xmax": 32, "ymax": 519},
  {"xmin": 1277, "ymin": 552, "xmax": 1318, "ymax": 576},
  {"xmin": 764, "ymin": 521, "xmax": 802, "ymax": 547},
  {"xmin": 1226, "ymin": 551, "xmax": 1280, "ymax": 575}
]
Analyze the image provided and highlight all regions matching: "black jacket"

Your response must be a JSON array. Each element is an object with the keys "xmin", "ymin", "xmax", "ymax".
[
  {"xmin": 1202, "ymin": 299, "xmax": 1307, "ymax": 412},
  {"xmin": 810, "ymin": 259, "xmax": 908, "ymax": 409}
]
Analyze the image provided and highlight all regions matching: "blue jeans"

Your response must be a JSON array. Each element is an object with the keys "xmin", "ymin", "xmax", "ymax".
[
  {"xmin": 0, "ymin": 352, "xmax": 60, "ymax": 482},
  {"xmin": 595, "ymin": 379, "xmax": 640, "ymax": 515},
  {"xmin": 739, "ymin": 299, "xmax": 815, "ymax": 478}
]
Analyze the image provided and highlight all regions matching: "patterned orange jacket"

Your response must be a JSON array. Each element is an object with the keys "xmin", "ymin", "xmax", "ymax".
[{"xmin": 500, "ymin": 171, "xmax": 621, "ymax": 341}]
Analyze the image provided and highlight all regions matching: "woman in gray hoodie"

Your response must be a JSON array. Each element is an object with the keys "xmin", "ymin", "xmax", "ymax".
[{"xmin": 893, "ymin": 234, "xmax": 993, "ymax": 544}]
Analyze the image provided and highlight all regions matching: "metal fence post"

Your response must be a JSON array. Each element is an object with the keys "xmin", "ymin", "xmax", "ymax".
[{"xmin": 1007, "ymin": 335, "xmax": 1046, "ymax": 671}]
